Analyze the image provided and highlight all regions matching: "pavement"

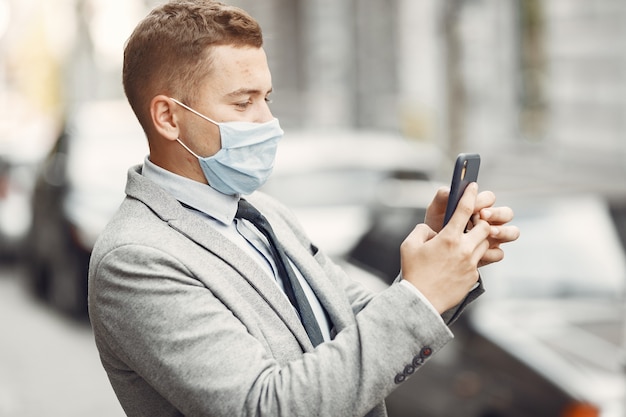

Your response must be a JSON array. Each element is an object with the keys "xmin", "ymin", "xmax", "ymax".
[{"xmin": 0, "ymin": 264, "xmax": 125, "ymax": 417}]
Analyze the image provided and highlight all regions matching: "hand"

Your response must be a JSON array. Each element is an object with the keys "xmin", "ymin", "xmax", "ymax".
[
  {"xmin": 425, "ymin": 186, "xmax": 520, "ymax": 267},
  {"xmin": 470, "ymin": 190, "xmax": 520, "ymax": 267},
  {"xmin": 401, "ymin": 183, "xmax": 492, "ymax": 313},
  {"xmin": 424, "ymin": 186, "xmax": 450, "ymax": 233}
]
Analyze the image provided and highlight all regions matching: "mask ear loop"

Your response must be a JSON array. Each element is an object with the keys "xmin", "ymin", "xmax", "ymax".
[
  {"xmin": 170, "ymin": 97, "xmax": 220, "ymax": 159},
  {"xmin": 175, "ymin": 137, "xmax": 201, "ymax": 159},
  {"xmin": 170, "ymin": 97, "xmax": 220, "ymax": 126}
]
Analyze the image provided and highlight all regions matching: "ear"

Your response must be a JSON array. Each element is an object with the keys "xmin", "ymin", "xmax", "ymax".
[{"xmin": 150, "ymin": 95, "xmax": 180, "ymax": 141}]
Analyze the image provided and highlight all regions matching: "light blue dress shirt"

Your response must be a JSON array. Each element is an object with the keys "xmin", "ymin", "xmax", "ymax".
[{"xmin": 141, "ymin": 157, "xmax": 332, "ymax": 342}]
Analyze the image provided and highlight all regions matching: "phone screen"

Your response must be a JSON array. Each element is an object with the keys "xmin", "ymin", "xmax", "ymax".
[{"xmin": 442, "ymin": 153, "xmax": 481, "ymax": 227}]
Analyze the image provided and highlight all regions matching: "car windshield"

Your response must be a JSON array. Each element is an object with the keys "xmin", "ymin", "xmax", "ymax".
[
  {"xmin": 347, "ymin": 193, "xmax": 626, "ymax": 298},
  {"xmin": 261, "ymin": 169, "xmax": 386, "ymax": 207},
  {"xmin": 484, "ymin": 195, "xmax": 626, "ymax": 299}
]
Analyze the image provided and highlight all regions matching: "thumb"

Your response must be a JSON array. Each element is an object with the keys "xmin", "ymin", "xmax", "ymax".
[
  {"xmin": 406, "ymin": 223, "xmax": 437, "ymax": 248},
  {"xmin": 425, "ymin": 186, "xmax": 450, "ymax": 232},
  {"xmin": 429, "ymin": 186, "xmax": 450, "ymax": 212},
  {"xmin": 400, "ymin": 224, "xmax": 436, "ymax": 275}
]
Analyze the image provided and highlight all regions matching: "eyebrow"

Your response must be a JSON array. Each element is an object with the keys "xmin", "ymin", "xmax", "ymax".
[{"xmin": 225, "ymin": 87, "xmax": 273, "ymax": 98}]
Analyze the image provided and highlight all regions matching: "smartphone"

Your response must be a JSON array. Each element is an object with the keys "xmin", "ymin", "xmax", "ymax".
[{"xmin": 442, "ymin": 153, "xmax": 481, "ymax": 227}]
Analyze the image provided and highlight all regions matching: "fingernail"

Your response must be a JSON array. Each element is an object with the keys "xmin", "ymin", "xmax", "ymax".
[
  {"xmin": 491, "ymin": 226, "xmax": 499, "ymax": 236},
  {"xmin": 482, "ymin": 209, "xmax": 492, "ymax": 219}
]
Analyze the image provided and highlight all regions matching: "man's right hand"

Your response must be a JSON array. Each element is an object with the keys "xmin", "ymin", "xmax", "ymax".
[{"xmin": 399, "ymin": 183, "xmax": 492, "ymax": 314}]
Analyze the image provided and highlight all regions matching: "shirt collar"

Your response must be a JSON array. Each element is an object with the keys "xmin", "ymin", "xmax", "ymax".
[{"xmin": 142, "ymin": 156, "xmax": 238, "ymax": 225}]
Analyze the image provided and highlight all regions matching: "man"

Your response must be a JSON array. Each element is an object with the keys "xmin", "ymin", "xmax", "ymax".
[{"xmin": 88, "ymin": 1, "xmax": 519, "ymax": 416}]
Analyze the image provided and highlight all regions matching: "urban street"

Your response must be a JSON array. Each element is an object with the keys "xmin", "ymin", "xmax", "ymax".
[{"xmin": 0, "ymin": 264, "xmax": 124, "ymax": 417}]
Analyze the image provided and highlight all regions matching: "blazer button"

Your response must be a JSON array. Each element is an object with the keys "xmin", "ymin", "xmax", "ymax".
[
  {"xmin": 420, "ymin": 347, "xmax": 433, "ymax": 358},
  {"xmin": 394, "ymin": 373, "xmax": 406, "ymax": 384},
  {"xmin": 404, "ymin": 365, "xmax": 415, "ymax": 375},
  {"xmin": 412, "ymin": 356, "xmax": 424, "ymax": 367}
]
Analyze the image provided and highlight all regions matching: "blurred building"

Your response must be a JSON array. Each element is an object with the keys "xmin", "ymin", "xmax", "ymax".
[
  {"xmin": 1, "ymin": 0, "xmax": 626, "ymax": 180},
  {"xmin": 227, "ymin": 0, "xmax": 626, "ymax": 174}
]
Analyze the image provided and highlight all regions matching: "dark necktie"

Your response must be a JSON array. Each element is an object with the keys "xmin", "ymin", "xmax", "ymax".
[{"xmin": 236, "ymin": 199, "xmax": 325, "ymax": 347}]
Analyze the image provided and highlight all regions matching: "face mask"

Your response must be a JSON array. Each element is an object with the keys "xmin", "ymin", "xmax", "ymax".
[{"xmin": 170, "ymin": 98, "xmax": 284, "ymax": 195}]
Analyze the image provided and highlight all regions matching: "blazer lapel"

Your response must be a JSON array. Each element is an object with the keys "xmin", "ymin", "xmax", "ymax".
[
  {"xmin": 125, "ymin": 166, "xmax": 313, "ymax": 349},
  {"xmin": 281, "ymin": 233, "xmax": 354, "ymax": 335},
  {"xmin": 171, "ymin": 216, "xmax": 313, "ymax": 344},
  {"xmin": 246, "ymin": 196, "xmax": 355, "ymax": 336}
]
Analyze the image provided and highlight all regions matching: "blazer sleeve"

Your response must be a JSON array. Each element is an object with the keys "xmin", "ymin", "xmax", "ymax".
[
  {"xmin": 389, "ymin": 271, "xmax": 484, "ymax": 326},
  {"xmin": 440, "ymin": 278, "xmax": 484, "ymax": 325},
  {"xmin": 90, "ymin": 242, "xmax": 454, "ymax": 417}
]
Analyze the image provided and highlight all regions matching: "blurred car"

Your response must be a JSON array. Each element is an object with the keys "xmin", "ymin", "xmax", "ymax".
[
  {"xmin": 609, "ymin": 196, "xmax": 626, "ymax": 254},
  {"xmin": 0, "ymin": 155, "xmax": 35, "ymax": 258},
  {"xmin": 0, "ymin": 105, "xmax": 56, "ymax": 259},
  {"xmin": 25, "ymin": 100, "xmax": 147, "ymax": 318},
  {"xmin": 346, "ymin": 189, "xmax": 626, "ymax": 417},
  {"xmin": 261, "ymin": 129, "xmax": 441, "ymax": 259}
]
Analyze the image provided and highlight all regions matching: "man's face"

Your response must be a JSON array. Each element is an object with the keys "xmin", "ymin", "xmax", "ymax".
[{"xmin": 177, "ymin": 45, "xmax": 274, "ymax": 157}]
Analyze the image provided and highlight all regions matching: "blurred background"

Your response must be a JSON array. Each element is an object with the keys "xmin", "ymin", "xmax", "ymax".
[{"xmin": 1, "ymin": 0, "xmax": 626, "ymax": 416}]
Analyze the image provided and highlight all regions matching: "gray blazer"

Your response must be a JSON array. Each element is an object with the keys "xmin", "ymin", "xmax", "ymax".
[{"xmin": 88, "ymin": 165, "xmax": 482, "ymax": 417}]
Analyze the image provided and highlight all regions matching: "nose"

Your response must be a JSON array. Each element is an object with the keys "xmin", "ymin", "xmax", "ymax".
[{"xmin": 255, "ymin": 99, "xmax": 274, "ymax": 123}]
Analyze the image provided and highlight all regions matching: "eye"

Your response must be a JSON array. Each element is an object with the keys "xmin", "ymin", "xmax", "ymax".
[
  {"xmin": 235, "ymin": 101, "xmax": 251, "ymax": 110},
  {"xmin": 265, "ymin": 96, "xmax": 273, "ymax": 104}
]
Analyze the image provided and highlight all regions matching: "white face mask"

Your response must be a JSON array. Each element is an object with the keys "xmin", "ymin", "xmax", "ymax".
[{"xmin": 170, "ymin": 98, "xmax": 284, "ymax": 195}]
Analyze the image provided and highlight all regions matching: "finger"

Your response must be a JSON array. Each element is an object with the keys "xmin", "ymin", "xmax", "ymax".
[
  {"xmin": 480, "ymin": 225, "xmax": 520, "ymax": 267},
  {"xmin": 488, "ymin": 224, "xmax": 520, "ymax": 243},
  {"xmin": 480, "ymin": 206, "xmax": 515, "ymax": 225},
  {"xmin": 429, "ymin": 186, "xmax": 450, "ymax": 211},
  {"xmin": 478, "ymin": 246, "xmax": 505, "ymax": 267},
  {"xmin": 446, "ymin": 182, "xmax": 478, "ymax": 233},
  {"xmin": 403, "ymin": 223, "xmax": 437, "ymax": 250},
  {"xmin": 415, "ymin": 223, "xmax": 438, "ymax": 242},
  {"xmin": 475, "ymin": 190, "xmax": 496, "ymax": 212},
  {"xmin": 465, "ymin": 213, "xmax": 482, "ymax": 232},
  {"xmin": 471, "ymin": 231, "xmax": 492, "ymax": 265},
  {"xmin": 425, "ymin": 186, "xmax": 450, "ymax": 232},
  {"xmin": 466, "ymin": 218, "xmax": 493, "ymax": 248}
]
